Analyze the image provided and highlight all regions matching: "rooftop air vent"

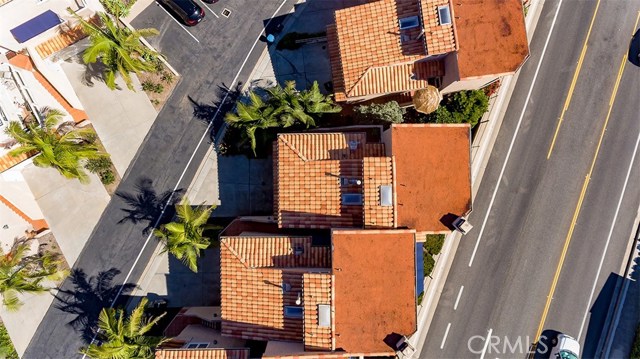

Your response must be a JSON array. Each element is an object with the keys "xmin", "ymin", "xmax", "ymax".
[
  {"xmin": 438, "ymin": 5, "xmax": 452, "ymax": 25},
  {"xmin": 348, "ymin": 140, "xmax": 359, "ymax": 151},
  {"xmin": 380, "ymin": 185, "xmax": 393, "ymax": 206},
  {"xmin": 293, "ymin": 246, "xmax": 304, "ymax": 256},
  {"xmin": 282, "ymin": 282, "xmax": 292, "ymax": 293},
  {"xmin": 318, "ymin": 304, "xmax": 331, "ymax": 327},
  {"xmin": 341, "ymin": 177, "xmax": 362, "ymax": 186},
  {"xmin": 399, "ymin": 16, "xmax": 420, "ymax": 30}
]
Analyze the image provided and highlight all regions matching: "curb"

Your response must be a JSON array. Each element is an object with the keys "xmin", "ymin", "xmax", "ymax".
[{"xmin": 405, "ymin": 0, "xmax": 547, "ymax": 354}]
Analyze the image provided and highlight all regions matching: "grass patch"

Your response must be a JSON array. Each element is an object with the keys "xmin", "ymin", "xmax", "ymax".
[
  {"xmin": 417, "ymin": 291, "xmax": 425, "ymax": 306},
  {"xmin": 422, "ymin": 234, "xmax": 445, "ymax": 278},
  {"xmin": 0, "ymin": 322, "xmax": 18, "ymax": 359},
  {"xmin": 631, "ymin": 323, "xmax": 640, "ymax": 359}
]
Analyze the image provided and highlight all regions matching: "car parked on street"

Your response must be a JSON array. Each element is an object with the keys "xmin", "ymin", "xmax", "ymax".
[
  {"xmin": 158, "ymin": 0, "xmax": 204, "ymax": 26},
  {"xmin": 550, "ymin": 333, "xmax": 580, "ymax": 359}
]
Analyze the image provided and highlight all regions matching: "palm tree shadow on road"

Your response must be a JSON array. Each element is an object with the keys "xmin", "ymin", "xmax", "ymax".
[
  {"xmin": 53, "ymin": 268, "xmax": 137, "ymax": 343},
  {"xmin": 115, "ymin": 177, "xmax": 184, "ymax": 235},
  {"xmin": 187, "ymin": 81, "xmax": 243, "ymax": 141}
]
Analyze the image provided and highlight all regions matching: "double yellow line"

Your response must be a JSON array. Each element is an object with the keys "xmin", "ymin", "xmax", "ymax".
[
  {"xmin": 546, "ymin": 0, "xmax": 601, "ymax": 159},
  {"xmin": 533, "ymin": 9, "xmax": 640, "ymax": 344}
]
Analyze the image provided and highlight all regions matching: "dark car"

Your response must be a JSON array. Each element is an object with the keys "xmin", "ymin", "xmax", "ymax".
[{"xmin": 159, "ymin": 0, "xmax": 204, "ymax": 26}]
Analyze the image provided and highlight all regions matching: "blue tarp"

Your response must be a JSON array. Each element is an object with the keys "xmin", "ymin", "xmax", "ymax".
[
  {"xmin": 415, "ymin": 243, "xmax": 424, "ymax": 296},
  {"xmin": 10, "ymin": 10, "xmax": 62, "ymax": 43}
]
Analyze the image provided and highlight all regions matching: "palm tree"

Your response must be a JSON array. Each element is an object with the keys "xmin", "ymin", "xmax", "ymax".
[
  {"xmin": 225, "ymin": 91, "xmax": 284, "ymax": 156},
  {"xmin": 81, "ymin": 297, "xmax": 168, "ymax": 359},
  {"xmin": 153, "ymin": 200, "xmax": 216, "ymax": 273},
  {"xmin": 298, "ymin": 81, "xmax": 342, "ymax": 116},
  {"xmin": 70, "ymin": 9, "xmax": 160, "ymax": 91},
  {"xmin": 0, "ymin": 240, "xmax": 67, "ymax": 311},
  {"xmin": 5, "ymin": 109, "xmax": 107, "ymax": 184}
]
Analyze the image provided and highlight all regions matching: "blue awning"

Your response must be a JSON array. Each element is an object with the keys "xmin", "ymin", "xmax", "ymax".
[
  {"xmin": 10, "ymin": 10, "xmax": 62, "ymax": 43},
  {"xmin": 415, "ymin": 243, "xmax": 424, "ymax": 295}
]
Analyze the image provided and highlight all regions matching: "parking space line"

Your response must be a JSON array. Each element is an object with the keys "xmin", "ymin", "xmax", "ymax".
[
  {"xmin": 480, "ymin": 328, "xmax": 493, "ymax": 359},
  {"xmin": 156, "ymin": 1, "xmax": 200, "ymax": 43},
  {"xmin": 196, "ymin": 0, "xmax": 219, "ymax": 18}
]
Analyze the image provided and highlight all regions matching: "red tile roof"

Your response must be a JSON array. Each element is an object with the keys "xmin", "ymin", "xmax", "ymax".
[
  {"xmin": 274, "ymin": 133, "xmax": 387, "ymax": 229},
  {"xmin": 454, "ymin": 0, "xmax": 529, "ymax": 78},
  {"xmin": 328, "ymin": 0, "xmax": 455, "ymax": 101},
  {"xmin": 331, "ymin": 229, "xmax": 417, "ymax": 354},
  {"xmin": 155, "ymin": 349, "xmax": 249, "ymax": 359},
  {"xmin": 389, "ymin": 124, "xmax": 471, "ymax": 232},
  {"xmin": 220, "ymin": 236, "xmax": 331, "ymax": 342},
  {"xmin": 0, "ymin": 151, "xmax": 32, "ymax": 173},
  {"xmin": 302, "ymin": 273, "xmax": 333, "ymax": 351}
]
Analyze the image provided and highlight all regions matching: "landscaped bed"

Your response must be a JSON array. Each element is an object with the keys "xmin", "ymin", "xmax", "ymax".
[{"xmin": 138, "ymin": 60, "xmax": 180, "ymax": 112}]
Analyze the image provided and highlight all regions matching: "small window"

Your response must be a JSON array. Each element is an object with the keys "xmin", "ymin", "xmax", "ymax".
[
  {"xmin": 341, "ymin": 193, "xmax": 363, "ymax": 205},
  {"xmin": 186, "ymin": 342, "xmax": 209, "ymax": 349},
  {"xmin": 399, "ymin": 16, "xmax": 420, "ymax": 30},
  {"xmin": 284, "ymin": 306, "xmax": 303, "ymax": 318},
  {"xmin": 380, "ymin": 185, "xmax": 393, "ymax": 206},
  {"xmin": 438, "ymin": 5, "xmax": 452, "ymax": 25}
]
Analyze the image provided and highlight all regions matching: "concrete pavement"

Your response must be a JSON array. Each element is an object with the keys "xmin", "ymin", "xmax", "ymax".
[{"xmin": 421, "ymin": 0, "xmax": 640, "ymax": 357}]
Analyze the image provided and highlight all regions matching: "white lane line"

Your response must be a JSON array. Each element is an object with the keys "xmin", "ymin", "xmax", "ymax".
[
  {"xmin": 440, "ymin": 323, "xmax": 452, "ymax": 349},
  {"xmin": 454, "ymin": 285, "xmax": 464, "ymax": 310},
  {"xmin": 156, "ymin": 1, "xmax": 200, "ymax": 43},
  {"xmin": 480, "ymin": 328, "xmax": 493, "ymax": 359},
  {"xmin": 468, "ymin": 0, "xmax": 565, "ymax": 267},
  {"xmin": 81, "ymin": 0, "xmax": 288, "ymax": 357},
  {"xmin": 577, "ymin": 116, "xmax": 640, "ymax": 340},
  {"xmin": 197, "ymin": 0, "xmax": 219, "ymax": 18}
]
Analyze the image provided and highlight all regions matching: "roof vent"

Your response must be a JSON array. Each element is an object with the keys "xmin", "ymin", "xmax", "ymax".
[
  {"xmin": 282, "ymin": 282, "xmax": 292, "ymax": 293},
  {"xmin": 380, "ymin": 185, "xmax": 393, "ymax": 206},
  {"xmin": 348, "ymin": 140, "xmax": 359, "ymax": 151},
  {"xmin": 293, "ymin": 246, "xmax": 304, "ymax": 256},
  {"xmin": 399, "ymin": 16, "xmax": 420, "ymax": 30},
  {"xmin": 438, "ymin": 5, "xmax": 452, "ymax": 25},
  {"xmin": 318, "ymin": 304, "xmax": 331, "ymax": 327},
  {"xmin": 341, "ymin": 177, "xmax": 362, "ymax": 186}
]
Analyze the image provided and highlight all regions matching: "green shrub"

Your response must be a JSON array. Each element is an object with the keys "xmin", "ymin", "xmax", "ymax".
[
  {"xmin": 423, "ymin": 253, "xmax": 435, "ymax": 278},
  {"xmin": 99, "ymin": 170, "xmax": 116, "ymax": 185},
  {"xmin": 424, "ymin": 234, "xmax": 445, "ymax": 256},
  {"xmin": 141, "ymin": 81, "xmax": 163, "ymax": 94},
  {"xmin": 417, "ymin": 90, "xmax": 489, "ymax": 128},
  {"xmin": 355, "ymin": 101, "xmax": 406, "ymax": 124},
  {"xmin": 631, "ymin": 324, "xmax": 640, "ymax": 359},
  {"xmin": 0, "ymin": 322, "xmax": 18, "ymax": 359},
  {"xmin": 417, "ymin": 291, "xmax": 425, "ymax": 305},
  {"xmin": 84, "ymin": 157, "xmax": 112, "ymax": 174},
  {"xmin": 161, "ymin": 71, "xmax": 174, "ymax": 84}
]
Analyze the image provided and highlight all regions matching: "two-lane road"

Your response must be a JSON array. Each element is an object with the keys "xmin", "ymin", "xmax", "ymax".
[{"xmin": 421, "ymin": 0, "xmax": 640, "ymax": 357}]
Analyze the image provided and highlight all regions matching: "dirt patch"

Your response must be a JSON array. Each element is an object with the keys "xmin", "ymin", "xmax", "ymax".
[
  {"xmin": 138, "ymin": 62, "xmax": 180, "ymax": 112},
  {"xmin": 37, "ymin": 232, "xmax": 71, "ymax": 282},
  {"xmin": 83, "ymin": 123, "xmax": 121, "ymax": 195}
]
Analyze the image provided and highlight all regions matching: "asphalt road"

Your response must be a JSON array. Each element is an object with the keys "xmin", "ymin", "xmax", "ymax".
[
  {"xmin": 22, "ymin": 0, "xmax": 297, "ymax": 357},
  {"xmin": 421, "ymin": 0, "xmax": 640, "ymax": 358}
]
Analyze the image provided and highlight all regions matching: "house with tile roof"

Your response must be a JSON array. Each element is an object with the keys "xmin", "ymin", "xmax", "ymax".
[
  {"xmin": 274, "ymin": 123, "xmax": 472, "ymax": 233},
  {"xmin": 326, "ymin": 0, "xmax": 529, "ymax": 102},
  {"xmin": 216, "ymin": 218, "xmax": 417, "ymax": 358}
]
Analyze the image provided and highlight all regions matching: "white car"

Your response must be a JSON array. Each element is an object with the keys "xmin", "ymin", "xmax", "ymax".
[{"xmin": 550, "ymin": 333, "xmax": 580, "ymax": 359}]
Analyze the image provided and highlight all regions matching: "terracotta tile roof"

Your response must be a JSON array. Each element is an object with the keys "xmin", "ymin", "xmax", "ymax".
[
  {"xmin": 274, "ymin": 133, "xmax": 386, "ymax": 229},
  {"xmin": 454, "ymin": 0, "xmax": 529, "ymax": 78},
  {"xmin": 8, "ymin": 54, "xmax": 88, "ymax": 124},
  {"xmin": 421, "ymin": 0, "xmax": 457, "ymax": 55},
  {"xmin": 347, "ymin": 60, "xmax": 445, "ymax": 98},
  {"xmin": 0, "ymin": 195, "xmax": 48, "ymax": 232},
  {"xmin": 35, "ymin": 25, "xmax": 87, "ymax": 59},
  {"xmin": 155, "ymin": 349, "xmax": 249, "ymax": 359},
  {"xmin": 389, "ymin": 124, "xmax": 471, "ymax": 232},
  {"xmin": 302, "ymin": 273, "xmax": 333, "ymax": 351},
  {"xmin": 0, "ymin": 151, "xmax": 32, "ymax": 173},
  {"xmin": 362, "ymin": 157, "xmax": 395, "ymax": 228},
  {"xmin": 331, "ymin": 229, "xmax": 417, "ymax": 354},
  {"xmin": 328, "ymin": 0, "xmax": 455, "ymax": 101},
  {"xmin": 220, "ymin": 236, "xmax": 330, "ymax": 342}
]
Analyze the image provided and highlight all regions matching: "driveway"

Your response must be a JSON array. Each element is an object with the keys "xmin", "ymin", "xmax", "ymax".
[{"xmin": 22, "ymin": 1, "xmax": 298, "ymax": 357}]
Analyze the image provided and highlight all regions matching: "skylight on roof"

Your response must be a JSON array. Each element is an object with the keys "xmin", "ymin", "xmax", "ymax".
[
  {"xmin": 342, "ymin": 193, "xmax": 363, "ymax": 206},
  {"xmin": 318, "ymin": 304, "xmax": 330, "ymax": 327},
  {"xmin": 284, "ymin": 306, "xmax": 303, "ymax": 318},
  {"xmin": 399, "ymin": 16, "xmax": 420, "ymax": 30},
  {"xmin": 380, "ymin": 185, "xmax": 393, "ymax": 206},
  {"xmin": 438, "ymin": 5, "xmax": 452, "ymax": 25}
]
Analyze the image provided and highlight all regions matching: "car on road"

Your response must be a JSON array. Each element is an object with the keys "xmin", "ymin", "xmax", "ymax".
[
  {"xmin": 550, "ymin": 333, "xmax": 580, "ymax": 359},
  {"xmin": 159, "ymin": 0, "xmax": 204, "ymax": 26}
]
